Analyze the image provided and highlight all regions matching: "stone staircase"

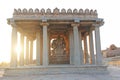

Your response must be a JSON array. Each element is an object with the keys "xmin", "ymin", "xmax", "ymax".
[{"xmin": 3, "ymin": 65, "xmax": 108, "ymax": 76}]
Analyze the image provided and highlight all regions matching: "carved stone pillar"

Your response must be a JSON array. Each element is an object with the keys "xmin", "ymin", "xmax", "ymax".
[
  {"xmin": 41, "ymin": 21, "xmax": 49, "ymax": 66},
  {"xmin": 40, "ymin": 31, "xmax": 43, "ymax": 65},
  {"xmin": 79, "ymin": 31, "xmax": 84, "ymax": 64},
  {"xmin": 69, "ymin": 29, "xmax": 74, "ymax": 65},
  {"xmin": 11, "ymin": 24, "xmax": 18, "ymax": 67},
  {"xmin": 94, "ymin": 24, "xmax": 103, "ymax": 65},
  {"xmin": 30, "ymin": 40, "xmax": 33, "ymax": 64},
  {"xmin": 71, "ymin": 21, "xmax": 83, "ymax": 65},
  {"xmin": 83, "ymin": 33, "xmax": 89, "ymax": 64},
  {"xmin": 26, "ymin": 38, "xmax": 29, "ymax": 65},
  {"xmin": 36, "ymin": 31, "xmax": 41, "ymax": 66},
  {"xmin": 19, "ymin": 33, "xmax": 24, "ymax": 66},
  {"xmin": 89, "ymin": 27, "xmax": 95, "ymax": 64}
]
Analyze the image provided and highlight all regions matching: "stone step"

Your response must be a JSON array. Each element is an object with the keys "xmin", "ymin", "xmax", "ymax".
[{"xmin": 3, "ymin": 65, "xmax": 108, "ymax": 77}]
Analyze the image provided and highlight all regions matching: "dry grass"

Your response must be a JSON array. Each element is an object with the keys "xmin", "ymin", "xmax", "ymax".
[{"xmin": 0, "ymin": 62, "xmax": 10, "ymax": 68}]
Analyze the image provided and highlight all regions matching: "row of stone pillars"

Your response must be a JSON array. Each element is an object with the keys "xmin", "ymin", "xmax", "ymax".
[
  {"xmin": 70, "ymin": 27, "xmax": 96, "ymax": 65},
  {"xmin": 69, "ymin": 20, "xmax": 103, "ymax": 65},
  {"xmin": 10, "ymin": 20, "xmax": 103, "ymax": 67},
  {"xmin": 10, "ymin": 22, "xmax": 49, "ymax": 67},
  {"xmin": 11, "ymin": 30, "xmax": 34, "ymax": 67}
]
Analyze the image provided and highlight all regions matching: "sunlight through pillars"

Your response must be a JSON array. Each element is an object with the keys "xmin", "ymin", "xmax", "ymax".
[{"xmin": 16, "ymin": 33, "xmax": 36, "ymax": 65}]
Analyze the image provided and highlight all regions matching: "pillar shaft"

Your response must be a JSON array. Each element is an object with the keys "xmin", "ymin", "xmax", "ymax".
[
  {"xmin": 19, "ymin": 34, "xmax": 24, "ymax": 66},
  {"xmin": 11, "ymin": 27, "xmax": 17, "ymax": 67},
  {"xmin": 26, "ymin": 38, "xmax": 29, "ymax": 65},
  {"xmin": 40, "ymin": 31, "xmax": 43, "ymax": 65},
  {"xmin": 69, "ymin": 30, "xmax": 74, "ymax": 64},
  {"xmin": 89, "ymin": 28, "xmax": 95, "ymax": 64},
  {"xmin": 30, "ymin": 40, "xmax": 33, "ymax": 64},
  {"xmin": 36, "ymin": 31, "xmax": 41, "ymax": 65},
  {"xmin": 79, "ymin": 31, "xmax": 84, "ymax": 64},
  {"xmin": 42, "ymin": 23, "xmax": 49, "ymax": 66},
  {"xmin": 95, "ymin": 26, "xmax": 103, "ymax": 65},
  {"xmin": 72, "ymin": 23, "xmax": 81, "ymax": 65},
  {"xmin": 83, "ymin": 34, "xmax": 89, "ymax": 64}
]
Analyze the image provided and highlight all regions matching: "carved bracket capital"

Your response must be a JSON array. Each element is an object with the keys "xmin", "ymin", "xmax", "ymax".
[
  {"xmin": 71, "ymin": 23, "xmax": 80, "ymax": 27},
  {"xmin": 8, "ymin": 19, "xmax": 17, "ymax": 27},
  {"xmin": 92, "ymin": 22, "xmax": 104, "ymax": 27},
  {"xmin": 40, "ymin": 22, "xmax": 49, "ymax": 26}
]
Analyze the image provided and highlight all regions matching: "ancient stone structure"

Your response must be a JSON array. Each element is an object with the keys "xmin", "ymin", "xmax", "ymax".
[
  {"xmin": 102, "ymin": 44, "xmax": 120, "ymax": 67},
  {"xmin": 7, "ymin": 8, "xmax": 104, "ymax": 67},
  {"xmin": 102, "ymin": 44, "xmax": 120, "ymax": 58}
]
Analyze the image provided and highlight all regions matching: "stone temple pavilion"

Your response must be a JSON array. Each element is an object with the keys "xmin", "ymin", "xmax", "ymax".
[{"xmin": 7, "ymin": 8, "xmax": 104, "ymax": 69}]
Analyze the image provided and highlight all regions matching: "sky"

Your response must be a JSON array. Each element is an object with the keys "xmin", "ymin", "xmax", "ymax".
[{"xmin": 0, "ymin": 0, "xmax": 120, "ymax": 62}]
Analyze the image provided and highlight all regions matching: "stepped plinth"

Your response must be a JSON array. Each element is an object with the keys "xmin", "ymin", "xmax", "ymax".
[{"xmin": 3, "ymin": 65, "xmax": 108, "ymax": 77}]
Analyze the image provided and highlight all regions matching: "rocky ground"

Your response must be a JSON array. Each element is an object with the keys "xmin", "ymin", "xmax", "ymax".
[{"xmin": 0, "ymin": 66, "xmax": 120, "ymax": 80}]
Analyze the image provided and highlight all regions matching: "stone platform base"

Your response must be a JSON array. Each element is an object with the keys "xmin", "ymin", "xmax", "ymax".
[{"xmin": 3, "ymin": 65, "xmax": 108, "ymax": 76}]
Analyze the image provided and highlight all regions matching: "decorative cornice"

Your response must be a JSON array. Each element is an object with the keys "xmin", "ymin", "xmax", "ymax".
[{"xmin": 13, "ymin": 8, "xmax": 98, "ymax": 18}]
